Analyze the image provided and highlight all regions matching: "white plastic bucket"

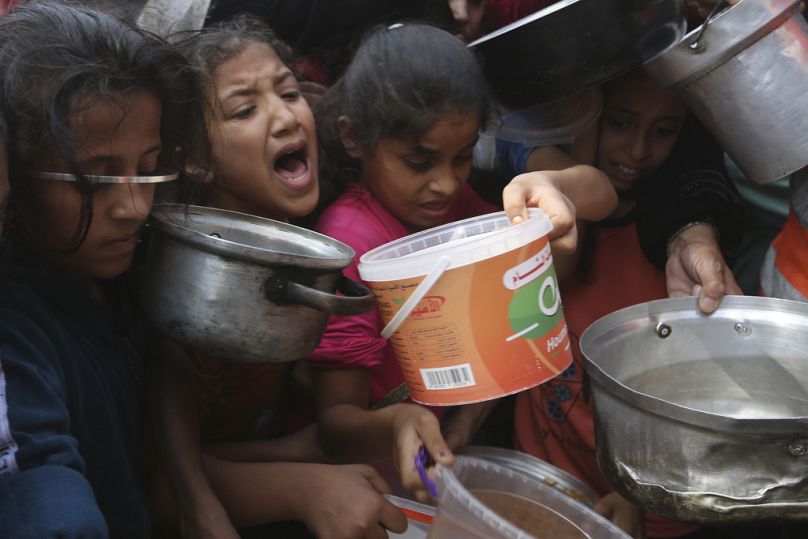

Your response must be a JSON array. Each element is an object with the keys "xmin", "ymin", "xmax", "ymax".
[
  {"xmin": 358, "ymin": 209, "xmax": 572, "ymax": 406},
  {"xmin": 428, "ymin": 456, "xmax": 630, "ymax": 539}
]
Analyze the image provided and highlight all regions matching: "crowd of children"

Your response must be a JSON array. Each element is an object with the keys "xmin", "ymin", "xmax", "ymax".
[{"xmin": 1, "ymin": 1, "xmax": 806, "ymax": 539}]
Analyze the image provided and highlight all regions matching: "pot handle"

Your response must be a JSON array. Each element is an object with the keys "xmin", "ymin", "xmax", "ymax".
[
  {"xmin": 689, "ymin": 0, "xmax": 727, "ymax": 51},
  {"xmin": 264, "ymin": 274, "xmax": 375, "ymax": 316}
]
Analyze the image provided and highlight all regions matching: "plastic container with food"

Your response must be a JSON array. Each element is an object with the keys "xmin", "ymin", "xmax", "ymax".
[{"xmin": 428, "ymin": 456, "xmax": 629, "ymax": 539}]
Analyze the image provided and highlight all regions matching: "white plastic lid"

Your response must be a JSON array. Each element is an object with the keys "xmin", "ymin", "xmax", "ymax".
[
  {"xmin": 489, "ymin": 87, "xmax": 602, "ymax": 146},
  {"xmin": 358, "ymin": 209, "xmax": 551, "ymax": 282}
]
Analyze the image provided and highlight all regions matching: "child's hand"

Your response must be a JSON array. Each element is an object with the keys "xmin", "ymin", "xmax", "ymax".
[
  {"xmin": 503, "ymin": 172, "xmax": 577, "ymax": 253},
  {"xmin": 298, "ymin": 464, "xmax": 407, "ymax": 539},
  {"xmin": 594, "ymin": 492, "xmax": 645, "ymax": 539},
  {"xmin": 391, "ymin": 404, "xmax": 454, "ymax": 502},
  {"xmin": 178, "ymin": 490, "xmax": 240, "ymax": 539}
]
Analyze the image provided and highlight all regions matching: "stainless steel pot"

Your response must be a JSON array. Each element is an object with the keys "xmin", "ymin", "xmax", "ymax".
[
  {"xmin": 644, "ymin": 0, "xmax": 808, "ymax": 185},
  {"xmin": 142, "ymin": 204, "xmax": 374, "ymax": 362},
  {"xmin": 469, "ymin": 0, "xmax": 686, "ymax": 108},
  {"xmin": 580, "ymin": 296, "xmax": 808, "ymax": 524}
]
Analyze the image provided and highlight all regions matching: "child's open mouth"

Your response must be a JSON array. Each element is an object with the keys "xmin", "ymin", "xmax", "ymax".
[{"xmin": 274, "ymin": 146, "xmax": 311, "ymax": 189}]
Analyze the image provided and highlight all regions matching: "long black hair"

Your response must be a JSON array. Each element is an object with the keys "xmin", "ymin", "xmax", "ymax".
[
  {"xmin": 315, "ymin": 23, "xmax": 493, "ymax": 209},
  {"xmin": 0, "ymin": 1, "xmax": 210, "ymax": 250}
]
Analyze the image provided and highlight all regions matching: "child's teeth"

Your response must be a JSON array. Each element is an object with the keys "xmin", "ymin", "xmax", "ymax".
[{"xmin": 617, "ymin": 164, "xmax": 637, "ymax": 175}]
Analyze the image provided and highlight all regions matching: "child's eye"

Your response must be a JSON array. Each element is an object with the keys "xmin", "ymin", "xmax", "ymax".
[
  {"xmin": 605, "ymin": 118, "xmax": 630, "ymax": 131},
  {"xmin": 655, "ymin": 126, "xmax": 678, "ymax": 138},
  {"xmin": 454, "ymin": 153, "xmax": 473, "ymax": 164},
  {"xmin": 405, "ymin": 160, "xmax": 432, "ymax": 172},
  {"xmin": 231, "ymin": 105, "xmax": 256, "ymax": 120},
  {"xmin": 281, "ymin": 90, "xmax": 301, "ymax": 101}
]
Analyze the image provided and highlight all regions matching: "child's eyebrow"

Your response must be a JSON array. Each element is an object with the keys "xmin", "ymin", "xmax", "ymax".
[
  {"xmin": 405, "ymin": 144, "xmax": 440, "ymax": 157},
  {"xmin": 222, "ymin": 70, "xmax": 296, "ymax": 102}
]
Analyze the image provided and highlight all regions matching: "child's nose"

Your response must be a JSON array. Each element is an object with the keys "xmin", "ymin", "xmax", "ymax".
[
  {"xmin": 271, "ymin": 101, "xmax": 300, "ymax": 136},
  {"xmin": 428, "ymin": 169, "xmax": 460, "ymax": 195},
  {"xmin": 628, "ymin": 133, "xmax": 650, "ymax": 161},
  {"xmin": 110, "ymin": 183, "xmax": 154, "ymax": 220}
]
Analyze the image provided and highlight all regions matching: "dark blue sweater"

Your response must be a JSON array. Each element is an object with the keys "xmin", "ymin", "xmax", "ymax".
[{"xmin": 0, "ymin": 245, "xmax": 150, "ymax": 538}]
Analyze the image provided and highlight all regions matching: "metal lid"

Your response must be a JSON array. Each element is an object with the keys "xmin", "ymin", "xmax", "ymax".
[
  {"xmin": 149, "ymin": 203, "xmax": 355, "ymax": 270},
  {"xmin": 644, "ymin": 0, "xmax": 800, "ymax": 87}
]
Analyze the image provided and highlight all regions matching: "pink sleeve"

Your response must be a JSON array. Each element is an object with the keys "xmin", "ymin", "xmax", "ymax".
[{"xmin": 307, "ymin": 221, "xmax": 388, "ymax": 371}]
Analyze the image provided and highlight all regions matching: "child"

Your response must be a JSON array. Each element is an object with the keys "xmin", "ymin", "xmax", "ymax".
[
  {"xmin": 310, "ymin": 22, "xmax": 615, "ymax": 502},
  {"xmin": 0, "ymin": 2, "xmax": 208, "ymax": 537},
  {"xmin": 510, "ymin": 69, "xmax": 734, "ymax": 538},
  {"xmin": 151, "ymin": 16, "xmax": 411, "ymax": 539}
]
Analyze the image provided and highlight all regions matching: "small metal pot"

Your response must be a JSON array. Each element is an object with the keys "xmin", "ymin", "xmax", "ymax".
[
  {"xmin": 580, "ymin": 296, "xmax": 808, "ymax": 524},
  {"xmin": 142, "ymin": 204, "xmax": 374, "ymax": 362},
  {"xmin": 469, "ymin": 0, "xmax": 686, "ymax": 108},
  {"xmin": 644, "ymin": 0, "xmax": 808, "ymax": 185}
]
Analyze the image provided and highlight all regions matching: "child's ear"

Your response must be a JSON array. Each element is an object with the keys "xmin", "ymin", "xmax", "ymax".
[
  {"xmin": 337, "ymin": 115, "xmax": 364, "ymax": 159},
  {"xmin": 175, "ymin": 147, "xmax": 214, "ymax": 184}
]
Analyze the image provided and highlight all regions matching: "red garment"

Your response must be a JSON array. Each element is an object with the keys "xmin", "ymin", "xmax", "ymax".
[
  {"xmin": 188, "ymin": 350, "xmax": 313, "ymax": 442},
  {"xmin": 309, "ymin": 182, "xmax": 496, "ymax": 406},
  {"xmin": 514, "ymin": 220, "xmax": 700, "ymax": 538},
  {"xmin": 769, "ymin": 212, "xmax": 808, "ymax": 299},
  {"xmin": 482, "ymin": 0, "xmax": 558, "ymax": 34}
]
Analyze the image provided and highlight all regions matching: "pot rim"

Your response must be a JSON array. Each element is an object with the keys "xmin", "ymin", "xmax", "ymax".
[
  {"xmin": 149, "ymin": 203, "xmax": 355, "ymax": 270},
  {"xmin": 644, "ymin": 0, "xmax": 800, "ymax": 87},
  {"xmin": 580, "ymin": 296, "xmax": 808, "ymax": 435}
]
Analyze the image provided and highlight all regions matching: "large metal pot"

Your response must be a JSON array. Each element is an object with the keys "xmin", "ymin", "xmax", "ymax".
[
  {"xmin": 142, "ymin": 204, "xmax": 374, "ymax": 362},
  {"xmin": 469, "ymin": 0, "xmax": 686, "ymax": 109},
  {"xmin": 644, "ymin": 0, "xmax": 808, "ymax": 185},
  {"xmin": 580, "ymin": 296, "xmax": 808, "ymax": 524}
]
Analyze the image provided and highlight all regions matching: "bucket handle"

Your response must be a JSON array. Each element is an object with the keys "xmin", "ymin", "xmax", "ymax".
[
  {"xmin": 370, "ymin": 256, "xmax": 450, "ymax": 410},
  {"xmin": 380, "ymin": 256, "xmax": 451, "ymax": 339},
  {"xmin": 689, "ymin": 0, "xmax": 727, "ymax": 51},
  {"xmin": 264, "ymin": 274, "xmax": 375, "ymax": 316}
]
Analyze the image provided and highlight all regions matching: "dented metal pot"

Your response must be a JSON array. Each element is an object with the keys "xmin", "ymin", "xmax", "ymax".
[
  {"xmin": 580, "ymin": 296, "xmax": 808, "ymax": 524},
  {"xmin": 142, "ymin": 204, "xmax": 374, "ymax": 362}
]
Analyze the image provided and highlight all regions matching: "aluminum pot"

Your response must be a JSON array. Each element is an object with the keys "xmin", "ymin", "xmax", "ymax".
[
  {"xmin": 644, "ymin": 0, "xmax": 808, "ymax": 185},
  {"xmin": 469, "ymin": 0, "xmax": 686, "ymax": 109},
  {"xmin": 580, "ymin": 296, "xmax": 808, "ymax": 524},
  {"xmin": 142, "ymin": 204, "xmax": 374, "ymax": 362}
]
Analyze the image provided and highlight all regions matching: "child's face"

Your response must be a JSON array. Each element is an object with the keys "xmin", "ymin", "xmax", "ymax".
[
  {"xmin": 360, "ymin": 113, "xmax": 478, "ymax": 231},
  {"xmin": 27, "ymin": 90, "xmax": 161, "ymax": 284},
  {"xmin": 208, "ymin": 41, "xmax": 318, "ymax": 221},
  {"xmin": 596, "ymin": 73, "xmax": 687, "ymax": 191}
]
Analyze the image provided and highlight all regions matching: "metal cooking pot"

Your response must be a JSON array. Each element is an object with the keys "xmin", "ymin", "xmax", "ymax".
[
  {"xmin": 142, "ymin": 204, "xmax": 374, "ymax": 362},
  {"xmin": 580, "ymin": 296, "xmax": 808, "ymax": 524},
  {"xmin": 469, "ymin": 0, "xmax": 686, "ymax": 109},
  {"xmin": 644, "ymin": 0, "xmax": 808, "ymax": 185}
]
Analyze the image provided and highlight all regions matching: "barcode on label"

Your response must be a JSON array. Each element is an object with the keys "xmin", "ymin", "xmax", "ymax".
[{"xmin": 420, "ymin": 364, "xmax": 475, "ymax": 390}]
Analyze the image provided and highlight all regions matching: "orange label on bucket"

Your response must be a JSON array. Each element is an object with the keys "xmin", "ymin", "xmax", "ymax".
[{"xmin": 368, "ymin": 235, "xmax": 572, "ymax": 405}]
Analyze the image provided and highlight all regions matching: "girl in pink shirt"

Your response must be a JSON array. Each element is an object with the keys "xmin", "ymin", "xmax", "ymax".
[{"xmin": 309, "ymin": 22, "xmax": 613, "ymax": 502}]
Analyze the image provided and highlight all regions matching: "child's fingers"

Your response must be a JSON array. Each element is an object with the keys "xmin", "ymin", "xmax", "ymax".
[
  {"xmin": 378, "ymin": 499, "xmax": 408, "ymax": 535},
  {"xmin": 419, "ymin": 418, "xmax": 453, "ymax": 467},
  {"xmin": 358, "ymin": 465, "xmax": 392, "ymax": 495}
]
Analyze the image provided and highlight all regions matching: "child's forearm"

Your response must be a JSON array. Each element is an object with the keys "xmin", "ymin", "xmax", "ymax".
[
  {"xmin": 544, "ymin": 165, "xmax": 617, "ymax": 222},
  {"xmin": 318, "ymin": 403, "xmax": 403, "ymax": 463},
  {"xmin": 203, "ymin": 424, "xmax": 330, "ymax": 464},
  {"xmin": 151, "ymin": 341, "xmax": 212, "ymax": 507}
]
